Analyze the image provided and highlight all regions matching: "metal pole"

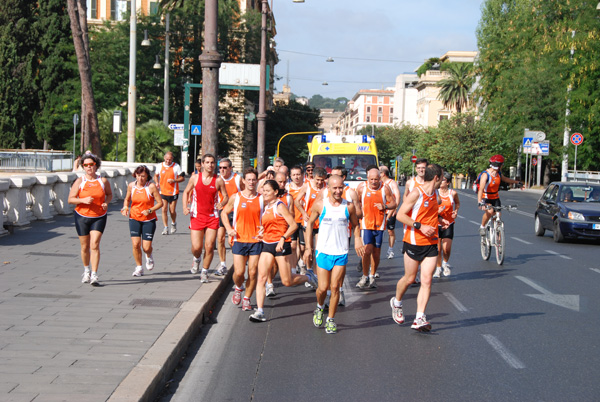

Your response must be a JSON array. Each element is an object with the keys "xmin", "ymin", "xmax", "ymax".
[
  {"xmin": 127, "ymin": 0, "xmax": 137, "ymax": 162},
  {"xmin": 163, "ymin": 13, "xmax": 170, "ymax": 126},
  {"xmin": 561, "ymin": 30, "xmax": 575, "ymax": 182},
  {"xmin": 256, "ymin": 0, "xmax": 268, "ymax": 173},
  {"xmin": 199, "ymin": 0, "xmax": 222, "ymax": 159}
]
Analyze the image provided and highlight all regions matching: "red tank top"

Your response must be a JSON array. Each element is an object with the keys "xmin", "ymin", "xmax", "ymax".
[{"xmin": 194, "ymin": 175, "xmax": 218, "ymax": 218}]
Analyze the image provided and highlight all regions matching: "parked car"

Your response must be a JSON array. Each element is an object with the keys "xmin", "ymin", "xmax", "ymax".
[{"xmin": 534, "ymin": 181, "xmax": 600, "ymax": 242}]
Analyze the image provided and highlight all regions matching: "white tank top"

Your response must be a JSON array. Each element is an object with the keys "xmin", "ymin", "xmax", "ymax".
[{"xmin": 316, "ymin": 198, "xmax": 350, "ymax": 256}]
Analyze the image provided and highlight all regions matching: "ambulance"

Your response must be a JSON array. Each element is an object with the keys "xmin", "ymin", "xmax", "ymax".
[{"xmin": 307, "ymin": 134, "xmax": 379, "ymax": 188}]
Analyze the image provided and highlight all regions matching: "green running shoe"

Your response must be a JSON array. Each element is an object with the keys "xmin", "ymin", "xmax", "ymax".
[
  {"xmin": 313, "ymin": 307, "xmax": 324, "ymax": 327},
  {"xmin": 325, "ymin": 319, "xmax": 337, "ymax": 334}
]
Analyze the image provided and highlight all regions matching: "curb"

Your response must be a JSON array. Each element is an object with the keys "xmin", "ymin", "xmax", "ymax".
[{"xmin": 107, "ymin": 269, "xmax": 233, "ymax": 402}]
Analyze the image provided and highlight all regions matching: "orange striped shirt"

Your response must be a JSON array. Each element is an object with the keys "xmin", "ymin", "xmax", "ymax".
[
  {"xmin": 262, "ymin": 201, "xmax": 290, "ymax": 243},
  {"xmin": 403, "ymin": 187, "xmax": 439, "ymax": 246},
  {"xmin": 218, "ymin": 173, "xmax": 241, "ymax": 204},
  {"xmin": 232, "ymin": 192, "xmax": 264, "ymax": 243},
  {"xmin": 157, "ymin": 162, "xmax": 182, "ymax": 196},
  {"xmin": 360, "ymin": 183, "xmax": 387, "ymax": 230},
  {"xmin": 438, "ymin": 190, "xmax": 455, "ymax": 225},
  {"xmin": 75, "ymin": 177, "xmax": 106, "ymax": 218},
  {"xmin": 304, "ymin": 181, "xmax": 322, "ymax": 229},
  {"xmin": 129, "ymin": 184, "xmax": 157, "ymax": 222},
  {"xmin": 287, "ymin": 183, "xmax": 304, "ymax": 224}
]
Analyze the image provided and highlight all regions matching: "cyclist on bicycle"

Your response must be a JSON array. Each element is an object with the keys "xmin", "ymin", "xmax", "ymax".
[{"xmin": 477, "ymin": 155, "xmax": 522, "ymax": 236}]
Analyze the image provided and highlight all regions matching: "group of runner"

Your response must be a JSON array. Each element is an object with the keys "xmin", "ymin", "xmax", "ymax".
[{"xmin": 68, "ymin": 151, "xmax": 464, "ymax": 334}]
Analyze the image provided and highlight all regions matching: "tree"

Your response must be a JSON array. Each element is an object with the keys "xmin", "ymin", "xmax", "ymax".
[
  {"xmin": 67, "ymin": 0, "xmax": 101, "ymax": 156},
  {"xmin": 437, "ymin": 62, "xmax": 474, "ymax": 114}
]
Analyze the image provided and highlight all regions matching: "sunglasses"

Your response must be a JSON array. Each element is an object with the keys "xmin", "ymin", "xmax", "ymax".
[
  {"xmin": 82, "ymin": 163, "xmax": 96, "ymax": 167},
  {"xmin": 219, "ymin": 166, "xmax": 230, "ymax": 170},
  {"xmin": 305, "ymin": 168, "xmax": 314, "ymax": 171}
]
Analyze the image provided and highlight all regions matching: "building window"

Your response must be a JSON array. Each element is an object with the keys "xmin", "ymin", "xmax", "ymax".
[
  {"xmin": 389, "ymin": 116, "xmax": 394, "ymax": 123},
  {"xmin": 366, "ymin": 106, "xmax": 371, "ymax": 113},
  {"xmin": 439, "ymin": 115, "xmax": 449, "ymax": 121},
  {"xmin": 377, "ymin": 107, "xmax": 383, "ymax": 114},
  {"xmin": 150, "ymin": 1, "xmax": 159, "ymax": 15},
  {"xmin": 366, "ymin": 116, "xmax": 370, "ymax": 122},
  {"xmin": 111, "ymin": 0, "xmax": 128, "ymax": 21},
  {"xmin": 377, "ymin": 116, "xmax": 382, "ymax": 123},
  {"xmin": 378, "ymin": 96, "xmax": 383, "ymax": 103},
  {"xmin": 366, "ymin": 97, "xmax": 371, "ymax": 103},
  {"xmin": 390, "ymin": 107, "xmax": 394, "ymax": 114}
]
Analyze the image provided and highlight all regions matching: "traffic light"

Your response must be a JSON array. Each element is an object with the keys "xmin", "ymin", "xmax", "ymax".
[
  {"xmin": 250, "ymin": 158, "xmax": 256, "ymax": 168},
  {"xmin": 269, "ymin": 156, "xmax": 274, "ymax": 165}
]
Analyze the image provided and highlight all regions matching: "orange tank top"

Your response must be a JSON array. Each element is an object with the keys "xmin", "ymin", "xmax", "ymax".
[
  {"xmin": 233, "ymin": 192, "xmax": 264, "ymax": 243},
  {"xmin": 219, "ymin": 173, "xmax": 241, "ymax": 204},
  {"xmin": 158, "ymin": 162, "xmax": 181, "ymax": 196},
  {"xmin": 75, "ymin": 177, "xmax": 106, "ymax": 218},
  {"xmin": 403, "ymin": 187, "xmax": 439, "ymax": 246},
  {"xmin": 482, "ymin": 171, "xmax": 501, "ymax": 200},
  {"xmin": 303, "ymin": 182, "xmax": 322, "ymax": 228},
  {"xmin": 262, "ymin": 201, "xmax": 290, "ymax": 243},
  {"xmin": 438, "ymin": 190, "xmax": 455, "ymax": 225},
  {"xmin": 130, "ymin": 184, "xmax": 157, "ymax": 222},
  {"xmin": 287, "ymin": 183, "xmax": 304, "ymax": 224},
  {"xmin": 360, "ymin": 183, "xmax": 387, "ymax": 230}
]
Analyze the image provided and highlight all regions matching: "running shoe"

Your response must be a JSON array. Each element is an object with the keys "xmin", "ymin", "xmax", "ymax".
[
  {"xmin": 214, "ymin": 264, "xmax": 228, "ymax": 276},
  {"xmin": 387, "ymin": 248, "xmax": 394, "ymax": 259},
  {"xmin": 411, "ymin": 316, "xmax": 432, "ymax": 332},
  {"xmin": 266, "ymin": 284, "xmax": 276, "ymax": 298},
  {"xmin": 313, "ymin": 307, "xmax": 324, "ymax": 327},
  {"xmin": 200, "ymin": 271, "xmax": 209, "ymax": 283},
  {"xmin": 249, "ymin": 310, "xmax": 266, "ymax": 322},
  {"xmin": 325, "ymin": 319, "xmax": 337, "ymax": 334},
  {"xmin": 356, "ymin": 275, "xmax": 369, "ymax": 289},
  {"xmin": 338, "ymin": 289, "xmax": 346, "ymax": 306},
  {"xmin": 241, "ymin": 298, "xmax": 252, "ymax": 311},
  {"xmin": 132, "ymin": 266, "xmax": 143, "ymax": 277},
  {"xmin": 162, "ymin": 227, "xmax": 169, "ymax": 235},
  {"xmin": 306, "ymin": 269, "xmax": 318, "ymax": 288},
  {"xmin": 442, "ymin": 262, "xmax": 452, "ymax": 277},
  {"xmin": 191, "ymin": 257, "xmax": 201, "ymax": 274},
  {"xmin": 170, "ymin": 222, "xmax": 177, "ymax": 234},
  {"xmin": 145, "ymin": 254, "xmax": 154, "ymax": 271},
  {"xmin": 232, "ymin": 287, "xmax": 242, "ymax": 305},
  {"xmin": 479, "ymin": 226, "xmax": 486, "ymax": 236},
  {"xmin": 390, "ymin": 297, "xmax": 405, "ymax": 324},
  {"xmin": 433, "ymin": 267, "xmax": 442, "ymax": 278},
  {"xmin": 368, "ymin": 276, "xmax": 377, "ymax": 289},
  {"xmin": 374, "ymin": 272, "xmax": 380, "ymax": 279},
  {"xmin": 82, "ymin": 271, "xmax": 91, "ymax": 284},
  {"xmin": 90, "ymin": 273, "xmax": 100, "ymax": 286}
]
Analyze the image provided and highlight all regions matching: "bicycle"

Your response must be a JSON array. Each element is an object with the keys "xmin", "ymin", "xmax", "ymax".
[{"xmin": 480, "ymin": 204, "xmax": 517, "ymax": 265}]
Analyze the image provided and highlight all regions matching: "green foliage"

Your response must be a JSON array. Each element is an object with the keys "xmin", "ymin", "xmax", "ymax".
[
  {"xmin": 476, "ymin": 0, "xmax": 600, "ymax": 172},
  {"xmin": 416, "ymin": 57, "xmax": 440, "ymax": 77},
  {"xmin": 370, "ymin": 125, "xmax": 420, "ymax": 175},
  {"xmin": 437, "ymin": 62, "xmax": 474, "ymax": 114},
  {"xmin": 306, "ymin": 95, "xmax": 348, "ymax": 112},
  {"xmin": 265, "ymin": 101, "xmax": 321, "ymax": 167}
]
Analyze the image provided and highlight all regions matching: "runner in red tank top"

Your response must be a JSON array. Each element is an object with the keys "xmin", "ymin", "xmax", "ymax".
[
  {"xmin": 391, "ymin": 164, "xmax": 449, "ymax": 332},
  {"xmin": 182, "ymin": 154, "xmax": 228, "ymax": 283}
]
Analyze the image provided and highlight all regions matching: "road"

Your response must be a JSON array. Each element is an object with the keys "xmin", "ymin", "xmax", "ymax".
[{"xmin": 157, "ymin": 188, "xmax": 600, "ymax": 402}]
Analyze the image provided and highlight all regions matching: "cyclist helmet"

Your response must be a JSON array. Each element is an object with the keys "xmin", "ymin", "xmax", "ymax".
[{"xmin": 489, "ymin": 154, "xmax": 505, "ymax": 164}]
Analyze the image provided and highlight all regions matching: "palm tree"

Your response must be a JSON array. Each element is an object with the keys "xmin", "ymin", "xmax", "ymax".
[{"xmin": 438, "ymin": 62, "xmax": 475, "ymax": 114}]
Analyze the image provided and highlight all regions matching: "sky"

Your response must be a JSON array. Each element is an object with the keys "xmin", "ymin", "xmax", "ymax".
[{"xmin": 273, "ymin": 0, "xmax": 486, "ymax": 100}]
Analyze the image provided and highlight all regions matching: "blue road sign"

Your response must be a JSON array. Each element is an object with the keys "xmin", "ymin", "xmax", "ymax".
[
  {"xmin": 523, "ymin": 137, "xmax": 533, "ymax": 148},
  {"xmin": 191, "ymin": 125, "xmax": 201, "ymax": 136}
]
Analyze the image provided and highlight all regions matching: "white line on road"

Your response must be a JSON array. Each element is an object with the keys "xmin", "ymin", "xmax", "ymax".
[
  {"xmin": 545, "ymin": 249, "xmax": 572, "ymax": 260},
  {"xmin": 515, "ymin": 275, "xmax": 580, "ymax": 311},
  {"xmin": 482, "ymin": 334, "xmax": 526, "ymax": 369},
  {"xmin": 590, "ymin": 268, "xmax": 600, "ymax": 274},
  {"xmin": 469, "ymin": 220, "xmax": 481, "ymax": 226},
  {"xmin": 442, "ymin": 292, "xmax": 468, "ymax": 312},
  {"xmin": 512, "ymin": 237, "xmax": 532, "ymax": 245}
]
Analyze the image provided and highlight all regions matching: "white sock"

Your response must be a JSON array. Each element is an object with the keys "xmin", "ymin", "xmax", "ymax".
[
  {"xmin": 84, "ymin": 266, "xmax": 90, "ymax": 272},
  {"xmin": 326, "ymin": 317, "xmax": 334, "ymax": 322},
  {"xmin": 220, "ymin": 261, "xmax": 226, "ymax": 267},
  {"xmin": 194, "ymin": 256, "xmax": 201, "ymax": 262},
  {"xmin": 416, "ymin": 312, "xmax": 425, "ymax": 319},
  {"xmin": 393, "ymin": 297, "xmax": 402, "ymax": 307},
  {"xmin": 201, "ymin": 268, "xmax": 208, "ymax": 274},
  {"xmin": 317, "ymin": 303, "xmax": 324, "ymax": 310},
  {"xmin": 257, "ymin": 308, "xmax": 264, "ymax": 314}
]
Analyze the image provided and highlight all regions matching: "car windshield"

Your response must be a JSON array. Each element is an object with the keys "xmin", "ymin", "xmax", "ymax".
[
  {"xmin": 312, "ymin": 154, "xmax": 377, "ymax": 181},
  {"xmin": 561, "ymin": 185, "xmax": 600, "ymax": 203}
]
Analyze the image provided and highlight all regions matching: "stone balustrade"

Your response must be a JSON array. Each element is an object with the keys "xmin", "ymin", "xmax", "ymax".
[{"xmin": 0, "ymin": 163, "xmax": 157, "ymax": 236}]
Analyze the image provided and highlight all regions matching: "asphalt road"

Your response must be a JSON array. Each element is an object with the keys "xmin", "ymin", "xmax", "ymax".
[{"xmin": 157, "ymin": 188, "xmax": 600, "ymax": 402}]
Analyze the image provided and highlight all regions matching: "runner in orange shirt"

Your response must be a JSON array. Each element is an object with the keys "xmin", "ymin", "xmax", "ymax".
[
  {"xmin": 287, "ymin": 165, "xmax": 305, "ymax": 274},
  {"xmin": 154, "ymin": 152, "xmax": 185, "ymax": 235},
  {"xmin": 121, "ymin": 165, "xmax": 164, "ymax": 277},
  {"xmin": 215, "ymin": 157, "xmax": 244, "ymax": 276},
  {"xmin": 68, "ymin": 153, "xmax": 113, "ymax": 286},
  {"xmin": 294, "ymin": 167, "xmax": 327, "ymax": 275},
  {"xmin": 434, "ymin": 171, "xmax": 460, "ymax": 278},
  {"xmin": 380, "ymin": 165, "xmax": 401, "ymax": 259},
  {"xmin": 355, "ymin": 167, "xmax": 396, "ymax": 289},
  {"xmin": 391, "ymin": 164, "xmax": 449, "ymax": 332},
  {"xmin": 182, "ymin": 154, "xmax": 228, "ymax": 283},
  {"xmin": 221, "ymin": 168, "xmax": 264, "ymax": 311}
]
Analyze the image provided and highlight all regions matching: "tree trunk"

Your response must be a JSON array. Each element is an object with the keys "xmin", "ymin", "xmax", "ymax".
[{"xmin": 67, "ymin": 0, "xmax": 101, "ymax": 158}]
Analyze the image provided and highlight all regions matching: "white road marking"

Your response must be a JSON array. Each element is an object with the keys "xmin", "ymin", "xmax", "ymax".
[
  {"xmin": 512, "ymin": 237, "xmax": 532, "ymax": 245},
  {"xmin": 482, "ymin": 334, "xmax": 526, "ymax": 369},
  {"xmin": 442, "ymin": 292, "xmax": 468, "ymax": 312},
  {"xmin": 515, "ymin": 275, "xmax": 580, "ymax": 311},
  {"xmin": 590, "ymin": 268, "xmax": 600, "ymax": 274},
  {"xmin": 545, "ymin": 249, "xmax": 572, "ymax": 260},
  {"xmin": 469, "ymin": 220, "xmax": 481, "ymax": 226}
]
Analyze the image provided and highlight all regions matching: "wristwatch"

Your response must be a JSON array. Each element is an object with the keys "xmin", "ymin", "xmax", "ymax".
[
  {"xmin": 147, "ymin": 209, "xmax": 152, "ymax": 214},
  {"xmin": 281, "ymin": 236, "xmax": 287, "ymax": 241},
  {"xmin": 413, "ymin": 221, "xmax": 421, "ymax": 230}
]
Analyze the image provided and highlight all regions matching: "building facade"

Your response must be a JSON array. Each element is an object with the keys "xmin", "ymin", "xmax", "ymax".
[{"xmin": 336, "ymin": 89, "xmax": 395, "ymax": 136}]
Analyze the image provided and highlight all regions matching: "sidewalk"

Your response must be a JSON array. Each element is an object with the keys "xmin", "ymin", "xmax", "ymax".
[{"xmin": 0, "ymin": 200, "xmax": 232, "ymax": 402}]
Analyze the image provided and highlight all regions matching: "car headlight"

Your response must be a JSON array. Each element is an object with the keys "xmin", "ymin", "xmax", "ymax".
[{"xmin": 568, "ymin": 211, "xmax": 584, "ymax": 220}]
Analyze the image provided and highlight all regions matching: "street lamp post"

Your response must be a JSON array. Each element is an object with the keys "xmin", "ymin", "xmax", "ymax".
[
  {"xmin": 163, "ymin": 13, "xmax": 170, "ymax": 126},
  {"xmin": 127, "ymin": 0, "xmax": 138, "ymax": 163},
  {"xmin": 256, "ymin": 0, "xmax": 269, "ymax": 173}
]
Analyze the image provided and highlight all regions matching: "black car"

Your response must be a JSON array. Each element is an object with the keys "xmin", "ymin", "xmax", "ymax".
[{"xmin": 534, "ymin": 181, "xmax": 600, "ymax": 242}]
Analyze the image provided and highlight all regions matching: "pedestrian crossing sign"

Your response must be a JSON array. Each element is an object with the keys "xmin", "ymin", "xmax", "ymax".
[{"xmin": 191, "ymin": 125, "xmax": 201, "ymax": 136}]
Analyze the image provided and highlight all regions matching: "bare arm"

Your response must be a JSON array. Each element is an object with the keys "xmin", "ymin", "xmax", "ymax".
[
  {"xmin": 215, "ymin": 177, "xmax": 229, "ymax": 209},
  {"xmin": 396, "ymin": 189, "xmax": 437, "ymax": 238},
  {"xmin": 477, "ymin": 172, "xmax": 488, "ymax": 207},
  {"xmin": 67, "ymin": 178, "xmax": 85, "ymax": 205},
  {"xmin": 220, "ymin": 195, "xmax": 237, "ymax": 235},
  {"xmin": 181, "ymin": 174, "xmax": 198, "ymax": 215},
  {"xmin": 121, "ymin": 182, "xmax": 133, "ymax": 216},
  {"xmin": 276, "ymin": 203, "xmax": 298, "ymax": 252},
  {"xmin": 302, "ymin": 200, "xmax": 321, "ymax": 265},
  {"xmin": 294, "ymin": 184, "xmax": 308, "ymax": 221},
  {"xmin": 348, "ymin": 203, "xmax": 364, "ymax": 257},
  {"xmin": 452, "ymin": 190, "xmax": 460, "ymax": 219},
  {"xmin": 101, "ymin": 178, "xmax": 112, "ymax": 208}
]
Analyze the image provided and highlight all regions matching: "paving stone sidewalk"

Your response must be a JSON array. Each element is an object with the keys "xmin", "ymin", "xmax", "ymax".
[{"xmin": 0, "ymin": 200, "xmax": 232, "ymax": 402}]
